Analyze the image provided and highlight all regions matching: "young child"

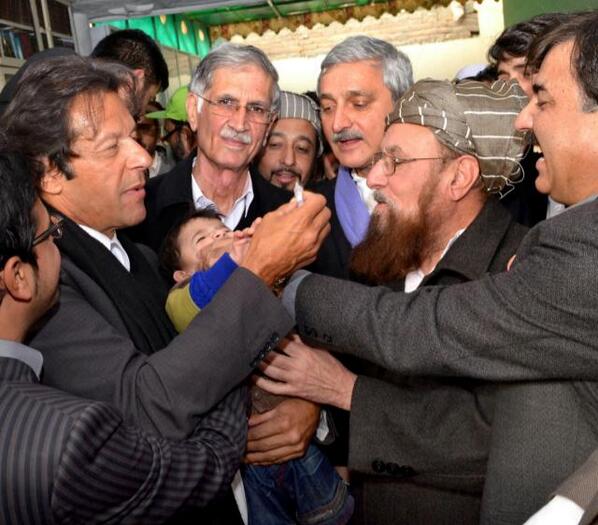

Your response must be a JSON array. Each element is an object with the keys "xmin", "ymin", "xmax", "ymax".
[{"xmin": 160, "ymin": 209, "xmax": 354, "ymax": 525}]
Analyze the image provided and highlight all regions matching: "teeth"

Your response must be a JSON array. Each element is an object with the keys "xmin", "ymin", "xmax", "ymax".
[{"xmin": 533, "ymin": 144, "xmax": 543, "ymax": 154}]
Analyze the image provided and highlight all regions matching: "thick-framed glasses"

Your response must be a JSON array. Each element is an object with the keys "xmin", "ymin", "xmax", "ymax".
[
  {"xmin": 196, "ymin": 94, "xmax": 274, "ymax": 124},
  {"xmin": 370, "ymin": 151, "xmax": 447, "ymax": 177},
  {"xmin": 33, "ymin": 217, "xmax": 64, "ymax": 247}
]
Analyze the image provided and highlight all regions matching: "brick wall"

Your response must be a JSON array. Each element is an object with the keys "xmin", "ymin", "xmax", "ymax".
[{"xmin": 229, "ymin": 3, "xmax": 479, "ymax": 61}]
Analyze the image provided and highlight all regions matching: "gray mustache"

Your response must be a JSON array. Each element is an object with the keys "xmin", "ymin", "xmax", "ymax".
[
  {"xmin": 220, "ymin": 126, "xmax": 251, "ymax": 144},
  {"xmin": 332, "ymin": 129, "xmax": 364, "ymax": 143},
  {"xmin": 373, "ymin": 190, "xmax": 389, "ymax": 205}
]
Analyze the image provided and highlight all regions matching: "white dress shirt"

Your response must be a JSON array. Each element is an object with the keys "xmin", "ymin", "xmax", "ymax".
[
  {"xmin": 191, "ymin": 169, "xmax": 254, "ymax": 230},
  {"xmin": 524, "ymin": 495, "xmax": 584, "ymax": 525},
  {"xmin": 78, "ymin": 225, "xmax": 131, "ymax": 271},
  {"xmin": 350, "ymin": 169, "xmax": 377, "ymax": 214}
]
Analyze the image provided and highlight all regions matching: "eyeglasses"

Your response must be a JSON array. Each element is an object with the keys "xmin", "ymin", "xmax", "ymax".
[
  {"xmin": 369, "ymin": 151, "xmax": 447, "ymax": 177},
  {"xmin": 196, "ymin": 94, "xmax": 274, "ymax": 124},
  {"xmin": 32, "ymin": 217, "xmax": 64, "ymax": 247}
]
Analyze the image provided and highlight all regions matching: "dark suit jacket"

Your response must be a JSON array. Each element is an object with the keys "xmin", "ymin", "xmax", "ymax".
[
  {"xmin": 292, "ymin": 198, "xmax": 598, "ymax": 524},
  {"xmin": 126, "ymin": 156, "xmax": 292, "ymax": 253},
  {"xmin": 308, "ymin": 177, "xmax": 352, "ymax": 279},
  {"xmin": 347, "ymin": 198, "xmax": 528, "ymax": 525},
  {"xmin": 0, "ymin": 355, "xmax": 246, "ymax": 524},
  {"xmin": 30, "ymin": 245, "xmax": 291, "ymax": 441}
]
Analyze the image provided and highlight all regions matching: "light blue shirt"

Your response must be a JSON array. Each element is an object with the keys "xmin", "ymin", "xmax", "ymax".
[{"xmin": 0, "ymin": 339, "xmax": 43, "ymax": 379}]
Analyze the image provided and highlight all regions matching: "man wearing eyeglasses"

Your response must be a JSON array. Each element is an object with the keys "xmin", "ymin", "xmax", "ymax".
[
  {"xmin": 130, "ymin": 43, "xmax": 293, "ymax": 254},
  {"xmin": 256, "ymin": 78, "xmax": 531, "ymax": 525}
]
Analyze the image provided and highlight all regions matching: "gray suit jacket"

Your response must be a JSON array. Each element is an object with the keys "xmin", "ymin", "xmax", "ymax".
[
  {"xmin": 292, "ymin": 199, "xmax": 598, "ymax": 523},
  {"xmin": 0, "ymin": 355, "xmax": 246, "ymax": 524},
  {"xmin": 349, "ymin": 198, "xmax": 527, "ymax": 525},
  {"xmin": 30, "ymin": 245, "xmax": 292, "ymax": 439}
]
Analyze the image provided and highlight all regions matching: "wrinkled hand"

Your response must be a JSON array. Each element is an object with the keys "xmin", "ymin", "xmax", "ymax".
[
  {"xmin": 240, "ymin": 192, "xmax": 331, "ymax": 286},
  {"xmin": 256, "ymin": 335, "xmax": 357, "ymax": 411},
  {"xmin": 244, "ymin": 397, "xmax": 320, "ymax": 465}
]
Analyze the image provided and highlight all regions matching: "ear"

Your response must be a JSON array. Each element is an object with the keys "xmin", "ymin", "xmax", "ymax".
[
  {"xmin": 40, "ymin": 159, "xmax": 66, "ymax": 197},
  {"xmin": 132, "ymin": 68, "xmax": 145, "ymax": 85},
  {"xmin": 180, "ymin": 126, "xmax": 196, "ymax": 152},
  {"xmin": 173, "ymin": 269, "xmax": 190, "ymax": 284},
  {"xmin": 262, "ymin": 114, "xmax": 277, "ymax": 147},
  {"xmin": 186, "ymin": 92, "xmax": 199, "ymax": 132},
  {"xmin": 447, "ymin": 155, "xmax": 480, "ymax": 201},
  {"xmin": 0, "ymin": 256, "xmax": 34, "ymax": 302}
]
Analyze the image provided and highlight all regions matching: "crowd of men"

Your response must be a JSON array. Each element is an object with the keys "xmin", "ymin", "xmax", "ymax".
[{"xmin": 0, "ymin": 8, "xmax": 597, "ymax": 525}]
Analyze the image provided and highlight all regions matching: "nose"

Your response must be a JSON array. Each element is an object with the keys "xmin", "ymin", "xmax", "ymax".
[
  {"xmin": 281, "ymin": 144, "xmax": 296, "ymax": 167},
  {"xmin": 128, "ymin": 137, "xmax": 153, "ymax": 170},
  {"xmin": 228, "ymin": 105, "xmax": 249, "ymax": 131},
  {"xmin": 212, "ymin": 229, "xmax": 227, "ymax": 240},
  {"xmin": 515, "ymin": 99, "xmax": 535, "ymax": 132},
  {"xmin": 366, "ymin": 157, "xmax": 388, "ymax": 190},
  {"xmin": 331, "ymin": 105, "xmax": 351, "ymax": 134}
]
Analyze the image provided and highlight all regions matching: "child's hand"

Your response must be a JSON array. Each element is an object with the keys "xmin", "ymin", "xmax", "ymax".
[{"xmin": 229, "ymin": 238, "xmax": 251, "ymax": 265}]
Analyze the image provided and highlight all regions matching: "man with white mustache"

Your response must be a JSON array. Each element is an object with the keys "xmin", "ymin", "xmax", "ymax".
[{"xmin": 131, "ymin": 43, "xmax": 293, "ymax": 253}]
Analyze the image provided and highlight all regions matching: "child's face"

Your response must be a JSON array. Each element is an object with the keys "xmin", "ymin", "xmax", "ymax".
[{"xmin": 176, "ymin": 217, "xmax": 235, "ymax": 276}]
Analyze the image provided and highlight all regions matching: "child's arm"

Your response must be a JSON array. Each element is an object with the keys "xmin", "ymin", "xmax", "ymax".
[{"xmin": 166, "ymin": 253, "xmax": 238, "ymax": 332}]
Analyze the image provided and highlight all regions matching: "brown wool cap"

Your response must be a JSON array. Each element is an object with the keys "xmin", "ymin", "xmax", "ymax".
[{"xmin": 386, "ymin": 79, "xmax": 531, "ymax": 194}]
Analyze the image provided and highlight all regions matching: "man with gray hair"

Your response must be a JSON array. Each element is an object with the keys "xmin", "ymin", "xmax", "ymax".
[
  {"xmin": 310, "ymin": 35, "xmax": 414, "ymax": 279},
  {"xmin": 131, "ymin": 43, "xmax": 292, "ymax": 253},
  {"xmin": 256, "ymin": 78, "xmax": 530, "ymax": 524},
  {"xmin": 256, "ymin": 90, "xmax": 323, "ymax": 190}
]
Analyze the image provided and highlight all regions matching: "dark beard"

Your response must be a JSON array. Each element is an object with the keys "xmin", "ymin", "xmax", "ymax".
[{"xmin": 349, "ymin": 186, "xmax": 439, "ymax": 286}]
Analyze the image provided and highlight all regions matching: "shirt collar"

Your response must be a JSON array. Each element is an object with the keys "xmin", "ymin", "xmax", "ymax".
[
  {"xmin": 78, "ymin": 225, "xmax": 131, "ymax": 271},
  {"xmin": 190, "ymin": 158, "xmax": 255, "ymax": 229},
  {"xmin": 0, "ymin": 339, "xmax": 43, "ymax": 379},
  {"xmin": 349, "ymin": 168, "xmax": 377, "ymax": 214},
  {"xmin": 404, "ymin": 229, "xmax": 465, "ymax": 293}
]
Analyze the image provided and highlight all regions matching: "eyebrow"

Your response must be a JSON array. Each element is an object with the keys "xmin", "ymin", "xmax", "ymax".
[
  {"xmin": 384, "ymin": 144, "xmax": 408, "ymax": 156},
  {"xmin": 216, "ymin": 92, "xmax": 270, "ymax": 106},
  {"xmin": 319, "ymin": 89, "xmax": 373, "ymax": 101},
  {"xmin": 532, "ymin": 81, "xmax": 547, "ymax": 96}
]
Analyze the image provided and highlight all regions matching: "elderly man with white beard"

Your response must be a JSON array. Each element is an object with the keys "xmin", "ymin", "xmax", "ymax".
[{"xmin": 256, "ymin": 78, "xmax": 531, "ymax": 524}]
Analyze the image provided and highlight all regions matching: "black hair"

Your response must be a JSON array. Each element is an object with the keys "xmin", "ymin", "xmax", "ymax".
[
  {"xmin": 1, "ymin": 55, "xmax": 136, "ymax": 183},
  {"xmin": 91, "ymin": 29, "xmax": 169, "ymax": 92},
  {"xmin": 0, "ymin": 152, "xmax": 38, "ymax": 274},
  {"xmin": 527, "ymin": 11, "xmax": 598, "ymax": 111},
  {"xmin": 488, "ymin": 12, "xmax": 571, "ymax": 64},
  {"xmin": 159, "ymin": 208, "xmax": 222, "ymax": 282}
]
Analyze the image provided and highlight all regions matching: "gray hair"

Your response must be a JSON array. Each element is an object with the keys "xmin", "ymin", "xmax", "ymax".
[
  {"xmin": 189, "ymin": 43, "xmax": 280, "ymax": 112},
  {"xmin": 318, "ymin": 36, "xmax": 414, "ymax": 102}
]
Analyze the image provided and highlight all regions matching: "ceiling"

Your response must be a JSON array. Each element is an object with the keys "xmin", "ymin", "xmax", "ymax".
[{"xmin": 69, "ymin": 0, "xmax": 455, "ymax": 24}]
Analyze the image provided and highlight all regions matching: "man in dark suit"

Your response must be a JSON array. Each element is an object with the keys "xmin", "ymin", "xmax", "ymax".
[
  {"xmin": 0, "ymin": 151, "xmax": 247, "ymax": 524},
  {"xmin": 2, "ymin": 54, "xmax": 330, "ymax": 522},
  {"xmin": 257, "ymin": 78, "xmax": 530, "ymax": 524},
  {"xmin": 128, "ymin": 42, "xmax": 291, "ymax": 255},
  {"xmin": 273, "ymin": 12, "xmax": 598, "ymax": 525},
  {"xmin": 309, "ymin": 35, "xmax": 414, "ymax": 279}
]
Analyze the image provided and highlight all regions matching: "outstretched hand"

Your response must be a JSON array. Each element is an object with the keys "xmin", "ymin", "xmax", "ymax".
[
  {"xmin": 240, "ymin": 192, "xmax": 330, "ymax": 286},
  {"xmin": 255, "ymin": 335, "xmax": 357, "ymax": 411}
]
